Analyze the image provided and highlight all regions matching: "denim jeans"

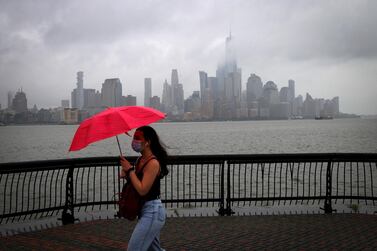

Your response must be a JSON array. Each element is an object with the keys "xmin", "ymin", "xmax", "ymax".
[{"xmin": 127, "ymin": 199, "xmax": 166, "ymax": 251}]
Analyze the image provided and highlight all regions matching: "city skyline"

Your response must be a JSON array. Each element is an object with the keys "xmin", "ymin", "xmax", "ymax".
[
  {"xmin": 1, "ymin": 1, "xmax": 377, "ymax": 115},
  {"xmin": 0, "ymin": 33, "xmax": 342, "ymax": 122}
]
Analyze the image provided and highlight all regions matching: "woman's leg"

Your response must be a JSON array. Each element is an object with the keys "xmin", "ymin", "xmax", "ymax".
[{"xmin": 127, "ymin": 200, "xmax": 166, "ymax": 251}]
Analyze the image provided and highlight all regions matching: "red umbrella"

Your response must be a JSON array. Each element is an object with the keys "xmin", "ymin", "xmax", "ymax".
[{"xmin": 69, "ymin": 106, "xmax": 165, "ymax": 152}]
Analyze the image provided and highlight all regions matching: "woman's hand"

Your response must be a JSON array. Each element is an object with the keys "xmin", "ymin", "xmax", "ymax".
[{"xmin": 119, "ymin": 156, "xmax": 132, "ymax": 178}]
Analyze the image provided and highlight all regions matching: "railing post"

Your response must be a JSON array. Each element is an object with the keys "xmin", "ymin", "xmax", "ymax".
[
  {"xmin": 323, "ymin": 161, "xmax": 333, "ymax": 214},
  {"xmin": 61, "ymin": 166, "xmax": 75, "ymax": 225},
  {"xmin": 217, "ymin": 161, "xmax": 226, "ymax": 216},
  {"xmin": 225, "ymin": 160, "xmax": 234, "ymax": 216}
]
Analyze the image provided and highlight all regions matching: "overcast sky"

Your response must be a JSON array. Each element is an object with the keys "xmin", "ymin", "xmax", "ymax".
[{"xmin": 1, "ymin": 0, "xmax": 376, "ymax": 115}]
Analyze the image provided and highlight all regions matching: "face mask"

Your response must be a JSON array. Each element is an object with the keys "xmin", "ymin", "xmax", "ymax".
[{"xmin": 131, "ymin": 140, "xmax": 144, "ymax": 153}]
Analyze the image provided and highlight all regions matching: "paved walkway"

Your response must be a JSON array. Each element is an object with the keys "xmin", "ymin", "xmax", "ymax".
[{"xmin": 1, "ymin": 214, "xmax": 377, "ymax": 250}]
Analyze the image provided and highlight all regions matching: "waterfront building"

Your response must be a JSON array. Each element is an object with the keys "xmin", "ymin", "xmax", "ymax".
[
  {"xmin": 149, "ymin": 96, "xmax": 161, "ymax": 111},
  {"xmin": 322, "ymin": 100, "xmax": 334, "ymax": 117},
  {"xmin": 207, "ymin": 77, "xmax": 218, "ymax": 100},
  {"xmin": 85, "ymin": 90, "xmax": 101, "ymax": 108},
  {"xmin": 262, "ymin": 81, "xmax": 279, "ymax": 105},
  {"xmin": 37, "ymin": 108, "xmax": 52, "ymax": 123},
  {"xmin": 144, "ymin": 78, "xmax": 152, "ymax": 107},
  {"xmin": 215, "ymin": 33, "xmax": 242, "ymax": 120},
  {"xmin": 101, "ymin": 78, "xmax": 122, "ymax": 107},
  {"xmin": 201, "ymin": 88, "xmax": 214, "ymax": 119},
  {"xmin": 161, "ymin": 79, "xmax": 173, "ymax": 113},
  {"xmin": 248, "ymin": 100, "xmax": 259, "ymax": 119},
  {"xmin": 315, "ymin": 99, "xmax": 325, "ymax": 117},
  {"xmin": 246, "ymin": 74, "xmax": 263, "ymax": 107},
  {"xmin": 292, "ymin": 95, "xmax": 304, "ymax": 117},
  {"xmin": 270, "ymin": 102, "xmax": 290, "ymax": 119},
  {"xmin": 288, "ymin": 79, "xmax": 295, "ymax": 102},
  {"xmin": 258, "ymin": 97, "xmax": 270, "ymax": 119},
  {"xmin": 61, "ymin": 100, "xmax": 70, "ymax": 108},
  {"xmin": 123, "ymin": 95, "xmax": 137, "ymax": 106},
  {"xmin": 332, "ymin": 97, "xmax": 340, "ymax": 116},
  {"xmin": 199, "ymin": 71, "xmax": 216, "ymax": 119},
  {"xmin": 279, "ymin": 87, "xmax": 290, "ymax": 102},
  {"xmin": 61, "ymin": 108, "xmax": 79, "ymax": 124},
  {"xmin": 174, "ymin": 83, "xmax": 184, "ymax": 116},
  {"xmin": 199, "ymin": 71, "xmax": 208, "ymax": 102},
  {"xmin": 71, "ymin": 71, "xmax": 85, "ymax": 109},
  {"xmin": 83, "ymin": 89, "xmax": 95, "ymax": 108},
  {"xmin": 12, "ymin": 89, "xmax": 27, "ymax": 113},
  {"xmin": 31, "ymin": 104, "xmax": 38, "ymax": 114},
  {"xmin": 171, "ymin": 69, "xmax": 184, "ymax": 116},
  {"xmin": 303, "ymin": 93, "xmax": 316, "ymax": 118},
  {"xmin": 7, "ymin": 91, "xmax": 13, "ymax": 109},
  {"xmin": 184, "ymin": 91, "xmax": 201, "ymax": 120}
]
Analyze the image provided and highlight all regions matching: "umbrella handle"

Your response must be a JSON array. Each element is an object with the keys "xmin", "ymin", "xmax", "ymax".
[{"xmin": 116, "ymin": 135, "xmax": 122, "ymax": 156}]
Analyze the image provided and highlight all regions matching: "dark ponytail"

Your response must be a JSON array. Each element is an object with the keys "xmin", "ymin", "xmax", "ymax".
[{"xmin": 137, "ymin": 126, "xmax": 169, "ymax": 178}]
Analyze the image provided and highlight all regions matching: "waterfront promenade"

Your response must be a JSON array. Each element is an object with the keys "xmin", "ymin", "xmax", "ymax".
[{"xmin": 1, "ymin": 214, "xmax": 377, "ymax": 250}]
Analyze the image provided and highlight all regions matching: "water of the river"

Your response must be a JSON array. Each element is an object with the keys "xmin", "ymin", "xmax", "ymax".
[{"xmin": 0, "ymin": 118, "xmax": 376, "ymax": 163}]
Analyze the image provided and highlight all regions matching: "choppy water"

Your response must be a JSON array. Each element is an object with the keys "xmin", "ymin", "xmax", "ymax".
[{"xmin": 0, "ymin": 118, "xmax": 376, "ymax": 163}]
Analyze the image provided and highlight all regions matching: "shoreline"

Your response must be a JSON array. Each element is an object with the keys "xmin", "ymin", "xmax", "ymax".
[{"xmin": 0, "ymin": 116, "xmax": 364, "ymax": 126}]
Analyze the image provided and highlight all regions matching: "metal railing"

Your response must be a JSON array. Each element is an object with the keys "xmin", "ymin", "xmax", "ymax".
[{"xmin": 1, "ymin": 153, "xmax": 376, "ymax": 225}]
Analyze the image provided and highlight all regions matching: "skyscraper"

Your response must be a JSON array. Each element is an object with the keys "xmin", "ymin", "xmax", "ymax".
[
  {"xmin": 174, "ymin": 83, "xmax": 184, "ymax": 115},
  {"xmin": 171, "ymin": 69, "xmax": 184, "ymax": 115},
  {"xmin": 77, "ymin": 71, "xmax": 83, "ymax": 89},
  {"xmin": 101, "ymin": 78, "xmax": 122, "ymax": 107},
  {"xmin": 123, "ymin": 95, "xmax": 137, "ymax": 106},
  {"xmin": 7, "ymin": 91, "xmax": 13, "ymax": 109},
  {"xmin": 262, "ymin": 81, "xmax": 279, "ymax": 105},
  {"xmin": 288, "ymin": 79, "xmax": 295, "ymax": 102},
  {"xmin": 71, "ymin": 71, "xmax": 85, "ymax": 109},
  {"xmin": 171, "ymin": 69, "xmax": 179, "ymax": 86},
  {"xmin": 144, "ymin": 78, "xmax": 152, "ymax": 107},
  {"xmin": 279, "ymin": 87, "xmax": 290, "ymax": 102},
  {"xmin": 161, "ymin": 79, "xmax": 172, "ymax": 113},
  {"xmin": 12, "ymin": 89, "xmax": 27, "ymax": 113},
  {"xmin": 149, "ymin": 96, "xmax": 161, "ymax": 111},
  {"xmin": 246, "ymin": 74, "xmax": 263, "ymax": 108},
  {"xmin": 303, "ymin": 93, "xmax": 316, "ymax": 118},
  {"xmin": 199, "ymin": 71, "xmax": 208, "ymax": 103},
  {"xmin": 292, "ymin": 95, "xmax": 303, "ymax": 116},
  {"xmin": 216, "ymin": 33, "xmax": 242, "ymax": 119}
]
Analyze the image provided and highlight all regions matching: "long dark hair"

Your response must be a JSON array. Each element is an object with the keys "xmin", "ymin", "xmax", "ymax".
[{"xmin": 137, "ymin": 126, "xmax": 169, "ymax": 178}]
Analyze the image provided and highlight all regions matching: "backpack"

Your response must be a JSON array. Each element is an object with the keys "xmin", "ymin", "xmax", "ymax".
[{"xmin": 117, "ymin": 156, "xmax": 156, "ymax": 220}]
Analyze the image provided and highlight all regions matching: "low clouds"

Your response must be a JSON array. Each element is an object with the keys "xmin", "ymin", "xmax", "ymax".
[{"xmin": 0, "ymin": 0, "xmax": 376, "ymax": 114}]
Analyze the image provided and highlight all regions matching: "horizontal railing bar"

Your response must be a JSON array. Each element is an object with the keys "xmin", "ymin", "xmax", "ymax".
[
  {"xmin": 229, "ymin": 196, "xmax": 377, "ymax": 202},
  {"xmin": 2, "ymin": 153, "xmax": 376, "ymax": 173},
  {"xmin": 74, "ymin": 198, "xmax": 224, "ymax": 207},
  {"xmin": 229, "ymin": 196, "xmax": 328, "ymax": 202},
  {"xmin": 162, "ymin": 199, "xmax": 222, "ymax": 203}
]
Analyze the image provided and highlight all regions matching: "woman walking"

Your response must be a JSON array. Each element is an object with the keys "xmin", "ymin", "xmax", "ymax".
[{"xmin": 120, "ymin": 125, "xmax": 168, "ymax": 251}]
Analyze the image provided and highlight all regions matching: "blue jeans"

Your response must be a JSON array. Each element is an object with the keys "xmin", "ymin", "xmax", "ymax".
[{"xmin": 127, "ymin": 199, "xmax": 166, "ymax": 251}]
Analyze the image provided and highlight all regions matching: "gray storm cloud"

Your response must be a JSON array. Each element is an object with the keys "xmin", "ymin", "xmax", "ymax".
[{"xmin": 0, "ymin": 0, "xmax": 376, "ymax": 114}]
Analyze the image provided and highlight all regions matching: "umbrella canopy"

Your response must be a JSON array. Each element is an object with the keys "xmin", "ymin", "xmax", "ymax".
[{"xmin": 69, "ymin": 106, "xmax": 165, "ymax": 151}]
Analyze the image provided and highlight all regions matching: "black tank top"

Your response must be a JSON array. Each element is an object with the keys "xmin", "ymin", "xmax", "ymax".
[{"xmin": 136, "ymin": 156, "xmax": 161, "ymax": 201}]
